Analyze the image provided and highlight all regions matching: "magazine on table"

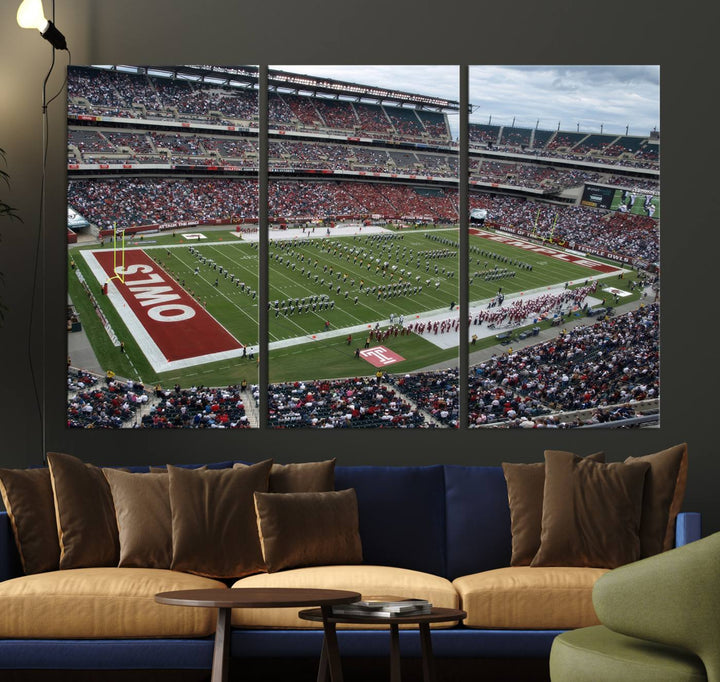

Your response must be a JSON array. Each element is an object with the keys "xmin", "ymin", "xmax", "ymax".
[{"xmin": 331, "ymin": 596, "xmax": 432, "ymax": 618}]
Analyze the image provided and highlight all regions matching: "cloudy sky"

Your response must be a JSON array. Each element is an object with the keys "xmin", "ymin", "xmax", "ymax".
[{"xmin": 273, "ymin": 65, "xmax": 660, "ymax": 138}]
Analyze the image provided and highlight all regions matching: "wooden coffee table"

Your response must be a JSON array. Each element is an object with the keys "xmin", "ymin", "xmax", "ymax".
[
  {"xmin": 299, "ymin": 606, "xmax": 467, "ymax": 682},
  {"xmin": 155, "ymin": 587, "xmax": 360, "ymax": 682}
]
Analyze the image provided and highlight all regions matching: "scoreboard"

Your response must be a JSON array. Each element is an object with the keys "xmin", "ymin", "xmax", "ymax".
[
  {"xmin": 581, "ymin": 184, "xmax": 660, "ymax": 218},
  {"xmin": 580, "ymin": 184, "xmax": 615, "ymax": 209}
]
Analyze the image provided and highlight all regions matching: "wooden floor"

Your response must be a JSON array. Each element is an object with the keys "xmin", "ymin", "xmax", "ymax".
[{"xmin": 2, "ymin": 657, "xmax": 551, "ymax": 682}]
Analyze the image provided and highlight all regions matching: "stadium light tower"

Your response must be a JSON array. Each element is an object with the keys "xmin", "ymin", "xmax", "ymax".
[{"xmin": 16, "ymin": 0, "xmax": 67, "ymax": 50}]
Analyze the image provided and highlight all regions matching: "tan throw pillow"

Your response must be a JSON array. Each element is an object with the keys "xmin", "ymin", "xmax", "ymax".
[
  {"xmin": 103, "ymin": 469, "xmax": 173, "ymax": 569},
  {"xmin": 234, "ymin": 459, "xmax": 336, "ymax": 493},
  {"xmin": 47, "ymin": 452, "xmax": 120, "ymax": 569},
  {"xmin": 531, "ymin": 451, "xmax": 650, "ymax": 569},
  {"xmin": 168, "ymin": 460, "xmax": 273, "ymax": 579},
  {"xmin": 625, "ymin": 443, "xmax": 688, "ymax": 556},
  {"xmin": 254, "ymin": 489, "xmax": 363, "ymax": 573},
  {"xmin": 0, "ymin": 468, "xmax": 60, "ymax": 574},
  {"xmin": 502, "ymin": 451, "xmax": 604, "ymax": 566}
]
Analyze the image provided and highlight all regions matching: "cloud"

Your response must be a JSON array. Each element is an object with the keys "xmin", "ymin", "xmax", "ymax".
[{"xmin": 469, "ymin": 65, "xmax": 659, "ymax": 134}]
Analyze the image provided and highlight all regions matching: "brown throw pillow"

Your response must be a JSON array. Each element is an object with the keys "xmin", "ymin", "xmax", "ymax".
[
  {"xmin": 103, "ymin": 469, "xmax": 173, "ymax": 569},
  {"xmin": 254, "ymin": 489, "xmax": 363, "ymax": 573},
  {"xmin": 168, "ymin": 459, "xmax": 273, "ymax": 579},
  {"xmin": 502, "ymin": 451, "xmax": 605, "ymax": 566},
  {"xmin": 234, "ymin": 459, "xmax": 336, "ymax": 493},
  {"xmin": 531, "ymin": 451, "xmax": 650, "ymax": 569},
  {"xmin": 47, "ymin": 452, "xmax": 120, "ymax": 569},
  {"xmin": 625, "ymin": 443, "xmax": 688, "ymax": 557},
  {"xmin": 0, "ymin": 468, "xmax": 60, "ymax": 574}
]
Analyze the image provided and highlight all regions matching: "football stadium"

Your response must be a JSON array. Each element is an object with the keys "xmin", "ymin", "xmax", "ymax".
[{"xmin": 66, "ymin": 65, "xmax": 659, "ymax": 429}]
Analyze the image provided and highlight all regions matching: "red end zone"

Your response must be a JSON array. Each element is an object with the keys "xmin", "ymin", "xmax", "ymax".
[
  {"xmin": 469, "ymin": 229, "xmax": 620, "ymax": 274},
  {"xmin": 92, "ymin": 250, "xmax": 243, "ymax": 365},
  {"xmin": 359, "ymin": 346, "xmax": 405, "ymax": 367}
]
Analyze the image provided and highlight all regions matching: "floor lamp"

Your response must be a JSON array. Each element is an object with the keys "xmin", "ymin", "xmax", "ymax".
[{"xmin": 17, "ymin": 0, "xmax": 70, "ymax": 463}]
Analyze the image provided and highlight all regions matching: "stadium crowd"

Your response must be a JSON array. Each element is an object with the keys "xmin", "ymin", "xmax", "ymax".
[
  {"xmin": 67, "ymin": 178, "xmax": 461, "ymax": 230},
  {"xmin": 385, "ymin": 370, "xmax": 459, "ymax": 426},
  {"xmin": 67, "ymin": 176, "xmax": 658, "ymax": 264},
  {"xmin": 67, "ymin": 373, "xmax": 257, "ymax": 429},
  {"xmin": 67, "ymin": 370, "xmax": 149, "ymax": 428},
  {"xmin": 140, "ymin": 385, "xmax": 253, "ymax": 428},
  {"xmin": 69, "ymin": 125, "xmax": 654, "ymax": 195},
  {"xmin": 468, "ymin": 304, "xmax": 659, "ymax": 426},
  {"xmin": 268, "ymin": 379, "xmax": 428, "ymax": 428},
  {"xmin": 469, "ymin": 124, "xmax": 658, "ymax": 168},
  {"xmin": 470, "ymin": 193, "xmax": 659, "ymax": 264},
  {"xmin": 68, "ymin": 67, "xmax": 451, "ymax": 143}
]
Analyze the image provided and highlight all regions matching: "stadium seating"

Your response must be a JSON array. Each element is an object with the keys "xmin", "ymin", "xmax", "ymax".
[
  {"xmin": 66, "ymin": 173, "xmax": 658, "ymax": 264},
  {"xmin": 498, "ymin": 126, "xmax": 533, "ymax": 148},
  {"xmin": 570, "ymin": 133, "xmax": 616, "ymax": 156},
  {"xmin": 469, "ymin": 123, "xmax": 501, "ymax": 146},
  {"xmin": 267, "ymin": 378, "xmax": 428, "ymax": 428},
  {"xmin": 468, "ymin": 305, "xmax": 659, "ymax": 427}
]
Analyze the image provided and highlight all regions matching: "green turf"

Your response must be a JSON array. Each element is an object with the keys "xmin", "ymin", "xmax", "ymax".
[
  {"xmin": 157, "ymin": 355, "xmax": 258, "ymax": 389},
  {"xmin": 68, "ymin": 226, "xmax": 633, "ymax": 387},
  {"xmin": 269, "ymin": 329, "xmax": 458, "ymax": 384}
]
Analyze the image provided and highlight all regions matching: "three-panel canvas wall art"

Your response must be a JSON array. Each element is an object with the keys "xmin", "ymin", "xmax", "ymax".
[{"xmin": 65, "ymin": 65, "xmax": 659, "ymax": 430}]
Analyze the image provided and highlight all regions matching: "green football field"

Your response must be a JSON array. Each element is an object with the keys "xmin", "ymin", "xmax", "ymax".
[{"xmin": 68, "ymin": 225, "xmax": 641, "ymax": 386}]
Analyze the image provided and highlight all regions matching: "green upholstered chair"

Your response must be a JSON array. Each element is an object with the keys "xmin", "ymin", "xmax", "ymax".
[{"xmin": 550, "ymin": 531, "xmax": 720, "ymax": 682}]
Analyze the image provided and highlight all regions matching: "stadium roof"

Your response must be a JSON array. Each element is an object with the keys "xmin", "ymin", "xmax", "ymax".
[
  {"xmin": 90, "ymin": 64, "xmax": 460, "ymax": 111},
  {"xmin": 265, "ymin": 68, "xmax": 459, "ymax": 110}
]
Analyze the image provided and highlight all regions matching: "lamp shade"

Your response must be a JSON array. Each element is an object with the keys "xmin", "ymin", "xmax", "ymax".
[{"xmin": 17, "ymin": 0, "xmax": 49, "ymax": 32}]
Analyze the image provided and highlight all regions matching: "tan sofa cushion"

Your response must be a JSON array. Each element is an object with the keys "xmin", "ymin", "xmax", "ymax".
[
  {"xmin": 231, "ymin": 565, "xmax": 458, "ymax": 629},
  {"xmin": 0, "ymin": 568, "xmax": 227, "ymax": 638},
  {"xmin": 453, "ymin": 567, "xmax": 609, "ymax": 629}
]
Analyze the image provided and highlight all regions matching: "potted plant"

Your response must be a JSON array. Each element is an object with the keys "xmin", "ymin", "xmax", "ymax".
[{"xmin": 0, "ymin": 145, "xmax": 22, "ymax": 324}]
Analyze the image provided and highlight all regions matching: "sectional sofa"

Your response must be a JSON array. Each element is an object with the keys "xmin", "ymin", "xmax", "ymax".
[{"xmin": 0, "ymin": 458, "xmax": 699, "ymax": 674}]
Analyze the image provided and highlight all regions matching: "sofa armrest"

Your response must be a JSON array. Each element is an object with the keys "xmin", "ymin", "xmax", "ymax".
[
  {"xmin": 592, "ymin": 532, "xmax": 720, "ymax": 682},
  {"xmin": 0, "ymin": 511, "xmax": 23, "ymax": 582},
  {"xmin": 675, "ymin": 511, "xmax": 701, "ymax": 547}
]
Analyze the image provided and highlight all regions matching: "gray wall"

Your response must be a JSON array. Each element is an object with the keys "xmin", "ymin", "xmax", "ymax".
[{"xmin": 1, "ymin": 1, "xmax": 718, "ymax": 533}]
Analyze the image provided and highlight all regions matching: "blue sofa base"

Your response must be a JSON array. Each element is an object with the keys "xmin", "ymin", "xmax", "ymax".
[{"xmin": 0, "ymin": 629, "xmax": 563, "ymax": 670}]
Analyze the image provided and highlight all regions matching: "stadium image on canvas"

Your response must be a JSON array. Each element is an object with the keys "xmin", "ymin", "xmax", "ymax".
[{"xmin": 66, "ymin": 64, "xmax": 659, "ymax": 430}]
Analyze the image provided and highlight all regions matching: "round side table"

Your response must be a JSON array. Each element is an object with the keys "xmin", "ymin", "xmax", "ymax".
[
  {"xmin": 156, "ymin": 587, "xmax": 361, "ymax": 682},
  {"xmin": 299, "ymin": 605, "xmax": 467, "ymax": 682}
]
